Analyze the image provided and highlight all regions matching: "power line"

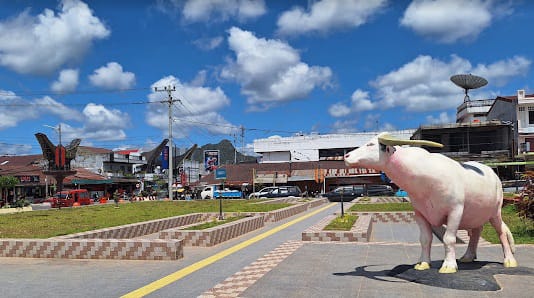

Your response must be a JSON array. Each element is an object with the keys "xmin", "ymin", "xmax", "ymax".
[
  {"xmin": 0, "ymin": 100, "xmax": 155, "ymax": 107},
  {"xmin": 0, "ymin": 87, "xmax": 151, "ymax": 97}
]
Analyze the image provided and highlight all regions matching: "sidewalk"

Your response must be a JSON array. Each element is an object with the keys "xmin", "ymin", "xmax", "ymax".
[{"xmin": 201, "ymin": 221, "xmax": 534, "ymax": 298}]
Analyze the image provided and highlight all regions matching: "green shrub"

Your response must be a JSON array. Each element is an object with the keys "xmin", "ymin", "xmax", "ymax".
[{"xmin": 324, "ymin": 215, "xmax": 358, "ymax": 231}]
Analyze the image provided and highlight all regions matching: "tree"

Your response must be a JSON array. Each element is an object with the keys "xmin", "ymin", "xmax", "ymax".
[{"xmin": 0, "ymin": 176, "xmax": 19, "ymax": 206}]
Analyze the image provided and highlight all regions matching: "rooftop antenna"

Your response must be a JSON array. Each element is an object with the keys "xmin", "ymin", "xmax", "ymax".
[{"xmin": 450, "ymin": 74, "xmax": 488, "ymax": 102}]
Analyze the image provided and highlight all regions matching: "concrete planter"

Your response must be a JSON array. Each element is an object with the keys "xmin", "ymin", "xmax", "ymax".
[
  {"xmin": 302, "ymin": 214, "xmax": 372, "ymax": 242},
  {"xmin": 159, "ymin": 215, "xmax": 265, "ymax": 247},
  {"xmin": 0, "ymin": 206, "xmax": 32, "ymax": 214}
]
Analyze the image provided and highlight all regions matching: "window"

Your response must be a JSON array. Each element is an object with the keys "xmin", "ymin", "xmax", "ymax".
[{"xmin": 529, "ymin": 111, "xmax": 534, "ymax": 125}]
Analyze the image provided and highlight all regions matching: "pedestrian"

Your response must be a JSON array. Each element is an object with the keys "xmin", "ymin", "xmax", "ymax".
[{"xmin": 113, "ymin": 190, "xmax": 120, "ymax": 208}]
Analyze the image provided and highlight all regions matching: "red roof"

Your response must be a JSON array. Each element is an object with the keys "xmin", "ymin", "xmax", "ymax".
[
  {"xmin": 116, "ymin": 149, "xmax": 140, "ymax": 155},
  {"xmin": 0, "ymin": 155, "xmax": 107, "ymax": 186},
  {"xmin": 77, "ymin": 146, "xmax": 112, "ymax": 154}
]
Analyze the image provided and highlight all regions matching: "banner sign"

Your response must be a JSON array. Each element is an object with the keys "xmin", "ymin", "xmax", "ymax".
[
  {"xmin": 161, "ymin": 146, "xmax": 169, "ymax": 169},
  {"xmin": 323, "ymin": 168, "xmax": 378, "ymax": 177},
  {"xmin": 204, "ymin": 150, "xmax": 219, "ymax": 172},
  {"xmin": 17, "ymin": 175, "xmax": 40, "ymax": 183},
  {"xmin": 255, "ymin": 171, "xmax": 288, "ymax": 184},
  {"xmin": 215, "ymin": 168, "xmax": 227, "ymax": 180}
]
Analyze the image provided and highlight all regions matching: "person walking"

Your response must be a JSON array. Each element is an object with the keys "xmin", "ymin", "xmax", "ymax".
[{"xmin": 113, "ymin": 190, "xmax": 120, "ymax": 208}]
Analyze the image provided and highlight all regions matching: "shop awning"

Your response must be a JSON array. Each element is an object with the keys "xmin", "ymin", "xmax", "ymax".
[
  {"xmin": 484, "ymin": 161, "xmax": 534, "ymax": 167},
  {"xmin": 71, "ymin": 179, "xmax": 113, "ymax": 185}
]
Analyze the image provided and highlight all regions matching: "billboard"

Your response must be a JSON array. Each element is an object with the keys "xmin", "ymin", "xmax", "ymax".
[
  {"xmin": 204, "ymin": 150, "xmax": 219, "ymax": 172},
  {"xmin": 161, "ymin": 146, "xmax": 169, "ymax": 169}
]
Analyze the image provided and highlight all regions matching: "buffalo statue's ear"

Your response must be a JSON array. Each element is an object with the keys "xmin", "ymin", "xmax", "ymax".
[{"xmin": 379, "ymin": 143, "xmax": 386, "ymax": 152}]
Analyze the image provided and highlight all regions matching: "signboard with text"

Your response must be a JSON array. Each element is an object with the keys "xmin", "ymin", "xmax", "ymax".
[
  {"xmin": 215, "ymin": 168, "xmax": 227, "ymax": 180},
  {"xmin": 204, "ymin": 150, "xmax": 219, "ymax": 172},
  {"xmin": 161, "ymin": 146, "xmax": 169, "ymax": 169}
]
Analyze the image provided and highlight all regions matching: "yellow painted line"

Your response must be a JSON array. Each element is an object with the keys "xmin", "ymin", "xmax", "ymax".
[{"xmin": 121, "ymin": 202, "xmax": 336, "ymax": 298}]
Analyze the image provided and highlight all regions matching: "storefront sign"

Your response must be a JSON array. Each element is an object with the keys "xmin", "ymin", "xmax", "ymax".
[
  {"xmin": 323, "ymin": 168, "xmax": 378, "ymax": 177},
  {"xmin": 17, "ymin": 175, "xmax": 40, "ymax": 183},
  {"xmin": 255, "ymin": 171, "xmax": 288, "ymax": 184}
]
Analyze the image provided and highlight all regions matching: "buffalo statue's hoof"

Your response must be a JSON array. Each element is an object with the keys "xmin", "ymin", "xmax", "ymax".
[
  {"xmin": 504, "ymin": 259, "xmax": 518, "ymax": 268},
  {"xmin": 414, "ymin": 262, "xmax": 430, "ymax": 270},
  {"xmin": 439, "ymin": 265, "xmax": 457, "ymax": 273}
]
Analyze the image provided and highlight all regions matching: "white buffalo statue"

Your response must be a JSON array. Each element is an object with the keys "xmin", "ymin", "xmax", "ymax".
[{"xmin": 344, "ymin": 132, "xmax": 518, "ymax": 273}]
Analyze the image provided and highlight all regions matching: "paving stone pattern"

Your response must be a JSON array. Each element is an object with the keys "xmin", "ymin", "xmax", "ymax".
[
  {"xmin": 199, "ymin": 240, "xmax": 304, "ymax": 298},
  {"xmin": 0, "ymin": 199, "xmax": 328, "ymax": 260}
]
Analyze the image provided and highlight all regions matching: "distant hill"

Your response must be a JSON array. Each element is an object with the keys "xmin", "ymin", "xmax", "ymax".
[{"xmin": 190, "ymin": 139, "xmax": 257, "ymax": 165}]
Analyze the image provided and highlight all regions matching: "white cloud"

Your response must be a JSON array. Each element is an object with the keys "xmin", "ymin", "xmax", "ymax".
[
  {"xmin": 328, "ymin": 55, "xmax": 531, "ymax": 119},
  {"xmin": 328, "ymin": 103, "xmax": 351, "ymax": 118},
  {"xmin": 146, "ymin": 75, "xmax": 234, "ymax": 137},
  {"xmin": 400, "ymin": 0, "xmax": 510, "ymax": 43},
  {"xmin": 182, "ymin": 0, "xmax": 266, "ymax": 22},
  {"xmin": 221, "ymin": 27, "xmax": 332, "ymax": 110},
  {"xmin": 329, "ymin": 89, "xmax": 376, "ymax": 117},
  {"xmin": 363, "ymin": 114, "xmax": 380, "ymax": 130},
  {"xmin": 76, "ymin": 103, "xmax": 130, "ymax": 140},
  {"xmin": 0, "ymin": 91, "xmax": 38, "ymax": 129},
  {"xmin": 363, "ymin": 114, "xmax": 395, "ymax": 131},
  {"xmin": 0, "ymin": 0, "xmax": 109, "ymax": 75},
  {"xmin": 0, "ymin": 88, "xmax": 129, "ymax": 143},
  {"xmin": 277, "ymin": 0, "xmax": 387, "ymax": 36},
  {"xmin": 0, "ymin": 143, "xmax": 32, "ymax": 155},
  {"xmin": 33, "ymin": 96, "xmax": 82, "ymax": 120},
  {"xmin": 89, "ymin": 62, "xmax": 136, "ymax": 90},
  {"xmin": 0, "ymin": 91, "xmax": 81, "ymax": 130},
  {"xmin": 426, "ymin": 112, "xmax": 454, "ymax": 125},
  {"xmin": 472, "ymin": 56, "xmax": 532, "ymax": 87},
  {"xmin": 381, "ymin": 122, "xmax": 396, "ymax": 132},
  {"xmin": 51, "ymin": 69, "xmax": 79, "ymax": 93},
  {"xmin": 193, "ymin": 36, "xmax": 224, "ymax": 50},
  {"xmin": 370, "ymin": 54, "xmax": 531, "ymax": 112},
  {"xmin": 331, "ymin": 119, "xmax": 359, "ymax": 133}
]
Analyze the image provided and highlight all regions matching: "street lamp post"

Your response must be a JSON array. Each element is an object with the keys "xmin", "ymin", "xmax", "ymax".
[{"xmin": 44, "ymin": 124, "xmax": 62, "ymax": 147}]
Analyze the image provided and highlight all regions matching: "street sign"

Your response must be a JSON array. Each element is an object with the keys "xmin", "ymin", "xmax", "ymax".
[{"xmin": 215, "ymin": 168, "xmax": 227, "ymax": 180}]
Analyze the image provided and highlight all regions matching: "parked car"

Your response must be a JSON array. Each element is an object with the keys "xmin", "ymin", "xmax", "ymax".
[
  {"xmin": 366, "ymin": 184, "xmax": 395, "ymax": 196},
  {"xmin": 323, "ymin": 185, "xmax": 365, "ymax": 202},
  {"xmin": 248, "ymin": 186, "xmax": 302, "ymax": 199}
]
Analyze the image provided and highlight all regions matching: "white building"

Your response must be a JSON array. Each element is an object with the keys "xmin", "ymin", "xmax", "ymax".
[
  {"xmin": 516, "ymin": 90, "xmax": 534, "ymax": 151},
  {"xmin": 253, "ymin": 130, "xmax": 415, "ymax": 163},
  {"xmin": 456, "ymin": 99, "xmax": 495, "ymax": 123}
]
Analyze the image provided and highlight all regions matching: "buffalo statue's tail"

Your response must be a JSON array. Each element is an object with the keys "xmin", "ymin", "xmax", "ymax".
[{"xmin": 502, "ymin": 222, "xmax": 516, "ymax": 254}]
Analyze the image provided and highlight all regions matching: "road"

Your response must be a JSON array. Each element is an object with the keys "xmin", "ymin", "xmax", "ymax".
[{"xmin": 0, "ymin": 201, "xmax": 340, "ymax": 298}]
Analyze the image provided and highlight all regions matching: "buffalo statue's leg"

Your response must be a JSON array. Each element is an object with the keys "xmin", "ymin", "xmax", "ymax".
[
  {"xmin": 414, "ymin": 210, "xmax": 432, "ymax": 270},
  {"xmin": 440, "ymin": 206, "xmax": 464, "ymax": 273},
  {"xmin": 489, "ymin": 214, "xmax": 518, "ymax": 268},
  {"xmin": 459, "ymin": 226, "xmax": 482, "ymax": 263}
]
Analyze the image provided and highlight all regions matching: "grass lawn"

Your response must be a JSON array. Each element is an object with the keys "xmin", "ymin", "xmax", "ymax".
[
  {"xmin": 0, "ymin": 200, "xmax": 290, "ymax": 239},
  {"xmin": 349, "ymin": 202, "xmax": 414, "ymax": 212},
  {"xmin": 482, "ymin": 204, "xmax": 534, "ymax": 244},
  {"xmin": 324, "ymin": 214, "xmax": 358, "ymax": 231},
  {"xmin": 183, "ymin": 215, "xmax": 248, "ymax": 230}
]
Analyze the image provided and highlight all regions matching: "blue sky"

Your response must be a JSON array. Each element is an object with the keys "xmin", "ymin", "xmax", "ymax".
[{"xmin": 0, "ymin": 0, "xmax": 532, "ymax": 156}]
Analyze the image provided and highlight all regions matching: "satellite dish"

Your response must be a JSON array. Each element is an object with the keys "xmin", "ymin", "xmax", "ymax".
[{"xmin": 450, "ymin": 74, "xmax": 488, "ymax": 102}]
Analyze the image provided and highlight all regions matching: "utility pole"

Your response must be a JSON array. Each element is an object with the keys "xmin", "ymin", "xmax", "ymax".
[
  {"xmin": 233, "ymin": 132, "xmax": 237, "ymax": 164},
  {"xmin": 154, "ymin": 85, "xmax": 177, "ymax": 200},
  {"xmin": 240, "ymin": 125, "xmax": 245, "ymax": 160}
]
